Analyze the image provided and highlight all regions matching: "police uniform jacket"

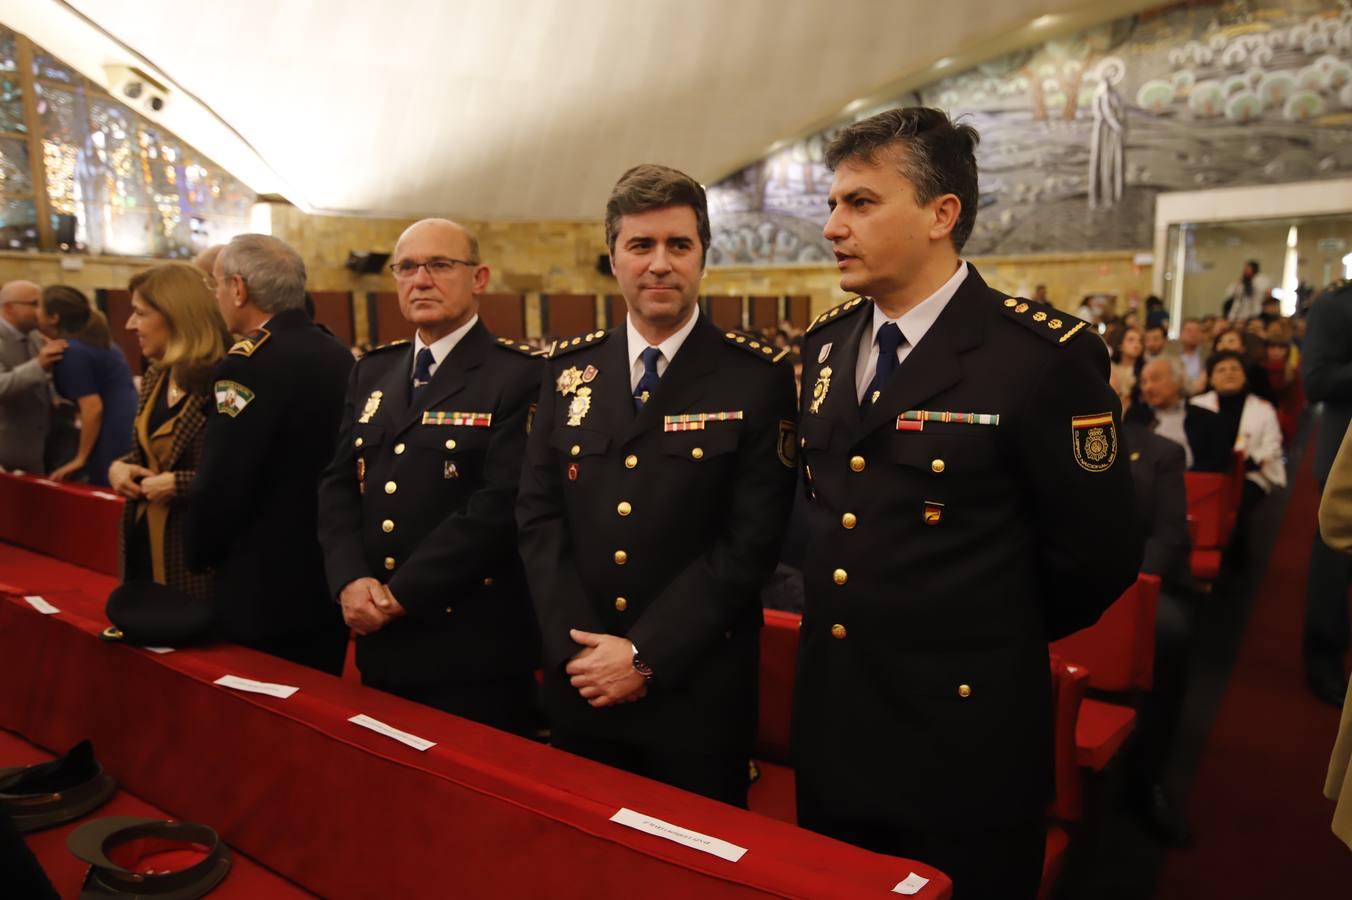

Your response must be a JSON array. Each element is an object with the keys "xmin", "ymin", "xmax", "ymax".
[
  {"xmin": 1302, "ymin": 282, "xmax": 1352, "ymax": 484},
  {"xmin": 1123, "ymin": 420, "xmax": 1192, "ymax": 592},
  {"xmin": 317, "ymin": 321, "xmax": 542, "ymax": 688},
  {"xmin": 793, "ymin": 266, "xmax": 1141, "ymax": 831},
  {"xmin": 516, "ymin": 313, "xmax": 797, "ymax": 751},
  {"xmin": 186, "ymin": 308, "xmax": 353, "ymax": 643}
]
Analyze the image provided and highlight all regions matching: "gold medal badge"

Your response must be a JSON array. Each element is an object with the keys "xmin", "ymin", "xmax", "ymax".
[
  {"xmin": 556, "ymin": 367, "xmax": 584, "ymax": 396},
  {"xmin": 1071, "ymin": 413, "xmax": 1117, "ymax": 472},
  {"xmin": 809, "ymin": 366, "xmax": 832, "ymax": 415},
  {"xmin": 358, "ymin": 390, "xmax": 383, "ymax": 424},
  {"xmin": 566, "ymin": 387, "xmax": 593, "ymax": 427}
]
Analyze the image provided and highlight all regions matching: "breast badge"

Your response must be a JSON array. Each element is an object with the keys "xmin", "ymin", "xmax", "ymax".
[
  {"xmin": 1071, "ymin": 413, "xmax": 1117, "ymax": 472},
  {"xmin": 557, "ymin": 367, "xmax": 584, "ymax": 396},
  {"xmin": 357, "ymin": 390, "xmax": 383, "ymax": 424},
  {"xmin": 566, "ymin": 387, "xmax": 593, "ymax": 427},
  {"xmin": 809, "ymin": 366, "xmax": 832, "ymax": 415},
  {"xmin": 777, "ymin": 420, "xmax": 798, "ymax": 469}
]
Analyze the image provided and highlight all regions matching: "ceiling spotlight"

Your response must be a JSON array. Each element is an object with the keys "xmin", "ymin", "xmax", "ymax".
[
  {"xmin": 1032, "ymin": 14, "xmax": 1058, "ymax": 28},
  {"xmin": 844, "ymin": 98, "xmax": 870, "ymax": 114},
  {"xmin": 935, "ymin": 57, "xmax": 954, "ymax": 70}
]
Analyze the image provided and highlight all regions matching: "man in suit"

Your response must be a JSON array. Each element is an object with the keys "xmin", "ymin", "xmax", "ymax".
[
  {"xmin": 1127, "ymin": 356, "xmax": 1232, "ymax": 473},
  {"xmin": 0, "ymin": 280, "xmax": 65, "ymax": 473},
  {"xmin": 517, "ymin": 164, "xmax": 797, "ymax": 806},
  {"xmin": 187, "ymin": 234, "xmax": 353, "ymax": 674},
  {"xmin": 792, "ymin": 108, "xmax": 1140, "ymax": 900},
  {"xmin": 318, "ymin": 219, "xmax": 541, "ymax": 733},
  {"xmin": 1303, "ymin": 280, "xmax": 1352, "ymax": 706}
]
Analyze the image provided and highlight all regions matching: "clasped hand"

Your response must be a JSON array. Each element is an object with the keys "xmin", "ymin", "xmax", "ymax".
[
  {"xmin": 340, "ymin": 577, "xmax": 406, "ymax": 635},
  {"xmin": 566, "ymin": 629, "xmax": 648, "ymax": 708}
]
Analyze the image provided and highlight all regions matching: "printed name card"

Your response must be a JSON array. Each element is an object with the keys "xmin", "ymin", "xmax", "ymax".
[
  {"xmin": 609, "ymin": 808, "xmax": 747, "ymax": 862},
  {"xmin": 893, "ymin": 872, "xmax": 931, "ymax": 895},
  {"xmin": 348, "ymin": 714, "xmax": 436, "ymax": 751},
  {"xmin": 214, "ymin": 675, "xmax": 299, "ymax": 699},
  {"xmin": 23, "ymin": 596, "xmax": 59, "ymax": 615}
]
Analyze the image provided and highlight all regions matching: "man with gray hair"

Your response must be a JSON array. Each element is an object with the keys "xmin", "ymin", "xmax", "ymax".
[
  {"xmin": 1128, "ymin": 356, "xmax": 1231, "ymax": 473},
  {"xmin": 186, "ymin": 234, "xmax": 353, "ymax": 673},
  {"xmin": 0, "ymin": 280, "xmax": 65, "ymax": 473}
]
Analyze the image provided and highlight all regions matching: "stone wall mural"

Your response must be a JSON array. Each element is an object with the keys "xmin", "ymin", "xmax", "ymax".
[{"xmin": 707, "ymin": 0, "xmax": 1352, "ymax": 264}]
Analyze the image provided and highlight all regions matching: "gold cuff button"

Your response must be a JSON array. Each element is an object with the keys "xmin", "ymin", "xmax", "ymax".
[
  {"xmin": 841, "ymin": 512, "xmax": 857, "ymax": 530},
  {"xmin": 570, "ymin": 445, "xmax": 581, "ymax": 457},
  {"xmin": 691, "ymin": 447, "xmax": 704, "ymax": 460},
  {"xmin": 617, "ymin": 501, "xmax": 632, "ymax": 517},
  {"xmin": 931, "ymin": 459, "xmax": 945, "ymax": 473},
  {"xmin": 831, "ymin": 623, "xmax": 847, "ymax": 639},
  {"xmin": 354, "ymin": 437, "xmax": 364, "ymax": 447},
  {"xmin": 614, "ymin": 550, "xmax": 628, "ymax": 565},
  {"xmin": 394, "ymin": 442, "xmax": 406, "ymax": 455},
  {"xmin": 381, "ymin": 519, "xmax": 394, "ymax": 533},
  {"xmin": 445, "ymin": 439, "xmax": 457, "ymax": 450},
  {"xmin": 833, "ymin": 568, "xmax": 848, "ymax": 586},
  {"xmin": 384, "ymin": 481, "xmax": 397, "ymax": 494},
  {"xmin": 615, "ymin": 597, "xmax": 628, "ymax": 612},
  {"xmin": 849, "ymin": 456, "xmax": 866, "ymax": 472},
  {"xmin": 384, "ymin": 557, "xmax": 396, "ymax": 571},
  {"xmin": 958, "ymin": 684, "xmax": 972, "ymax": 698},
  {"xmin": 624, "ymin": 454, "xmax": 638, "ymax": 469}
]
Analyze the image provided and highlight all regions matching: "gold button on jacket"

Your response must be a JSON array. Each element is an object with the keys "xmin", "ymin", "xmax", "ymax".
[
  {"xmin": 833, "ymin": 568, "xmax": 848, "ymax": 585},
  {"xmin": 849, "ymin": 456, "xmax": 866, "ymax": 472},
  {"xmin": 958, "ymin": 684, "xmax": 973, "ymax": 699},
  {"xmin": 831, "ymin": 623, "xmax": 847, "ymax": 639}
]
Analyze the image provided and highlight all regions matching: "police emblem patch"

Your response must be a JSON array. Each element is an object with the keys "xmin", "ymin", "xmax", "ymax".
[
  {"xmin": 1071, "ymin": 413, "xmax": 1117, "ymax": 472},
  {"xmin": 777, "ymin": 420, "xmax": 798, "ymax": 469},
  {"xmin": 556, "ymin": 367, "xmax": 584, "ymax": 396},
  {"xmin": 214, "ymin": 380, "xmax": 254, "ymax": 417}
]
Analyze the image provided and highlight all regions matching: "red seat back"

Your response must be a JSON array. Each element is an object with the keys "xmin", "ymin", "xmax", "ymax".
[
  {"xmin": 1047, "ymin": 654, "xmax": 1089, "ymax": 823},
  {"xmin": 1184, "ymin": 471, "xmax": 1229, "ymax": 548},
  {"xmin": 0, "ymin": 472, "xmax": 123, "ymax": 576},
  {"xmin": 756, "ymin": 609, "xmax": 801, "ymax": 764},
  {"xmin": 1049, "ymin": 573, "xmax": 1160, "ymax": 693}
]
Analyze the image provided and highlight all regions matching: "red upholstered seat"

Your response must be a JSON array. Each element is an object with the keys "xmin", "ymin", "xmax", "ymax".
[
  {"xmin": 747, "ymin": 759, "xmax": 796, "ymax": 824},
  {"xmin": 1073, "ymin": 698, "xmax": 1136, "ymax": 771},
  {"xmin": 1185, "ymin": 450, "xmax": 1247, "ymax": 582},
  {"xmin": 0, "ymin": 472, "xmax": 123, "ymax": 575},
  {"xmin": 1051, "ymin": 574, "xmax": 1160, "ymax": 694},
  {"xmin": 755, "ymin": 609, "xmax": 800, "ymax": 764},
  {"xmin": 1038, "ymin": 826, "xmax": 1072, "ymax": 900}
]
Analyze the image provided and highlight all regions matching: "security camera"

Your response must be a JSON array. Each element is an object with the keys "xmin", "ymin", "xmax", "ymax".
[{"xmin": 104, "ymin": 64, "xmax": 170, "ymax": 115}]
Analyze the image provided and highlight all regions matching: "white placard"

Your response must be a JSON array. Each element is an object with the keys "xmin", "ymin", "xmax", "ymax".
[
  {"xmin": 214, "ymin": 674, "xmax": 298, "ymax": 699},
  {"xmin": 90, "ymin": 490, "xmax": 119, "ymax": 501},
  {"xmin": 348, "ymin": 714, "xmax": 436, "ymax": 751},
  {"xmin": 609, "ymin": 808, "xmax": 747, "ymax": 863},
  {"xmin": 893, "ymin": 872, "xmax": 931, "ymax": 895},
  {"xmin": 23, "ymin": 595, "xmax": 59, "ymax": 615},
  {"xmin": 143, "ymin": 646, "xmax": 176, "ymax": 654}
]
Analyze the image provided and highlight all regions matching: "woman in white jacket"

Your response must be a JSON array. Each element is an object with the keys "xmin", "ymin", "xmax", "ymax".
[{"xmin": 1190, "ymin": 349, "xmax": 1286, "ymax": 564}]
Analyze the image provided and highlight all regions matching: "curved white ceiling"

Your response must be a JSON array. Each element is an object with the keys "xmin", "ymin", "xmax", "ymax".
[{"xmin": 10, "ymin": 0, "xmax": 1155, "ymax": 219}]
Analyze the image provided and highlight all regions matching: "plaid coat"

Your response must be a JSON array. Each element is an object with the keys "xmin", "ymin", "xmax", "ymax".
[{"xmin": 118, "ymin": 365, "xmax": 214, "ymax": 605}]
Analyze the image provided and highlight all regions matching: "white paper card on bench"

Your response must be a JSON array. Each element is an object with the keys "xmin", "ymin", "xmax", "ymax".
[
  {"xmin": 348, "ymin": 714, "xmax": 436, "ymax": 751},
  {"xmin": 214, "ymin": 674, "xmax": 298, "ymax": 699},
  {"xmin": 143, "ymin": 646, "xmax": 176, "ymax": 654},
  {"xmin": 23, "ymin": 596, "xmax": 59, "ymax": 615},
  {"xmin": 609, "ymin": 808, "xmax": 748, "ymax": 863},
  {"xmin": 893, "ymin": 872, "xmax": 931, "ymax": 895}
]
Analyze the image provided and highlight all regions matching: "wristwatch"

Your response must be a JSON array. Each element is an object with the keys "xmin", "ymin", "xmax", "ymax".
[{"xmin": 631, "ymin": 642, "xmax": 654, "ymax": 679}]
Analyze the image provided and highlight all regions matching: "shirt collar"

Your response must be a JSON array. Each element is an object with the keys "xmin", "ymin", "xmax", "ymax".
[
  {"xmin": 870, "ymin": 260, "xmax": 968, "ymax": 348},
  {"xmin": 627, "ymin": 304, "xmax": 700, "ymax": 370},
  {"xmin": 414, "ymin": 315, "xmax": 479, "ymax": 368}
]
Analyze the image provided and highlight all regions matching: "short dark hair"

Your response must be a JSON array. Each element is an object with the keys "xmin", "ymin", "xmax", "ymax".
[
  {"xmin": 824, "ymin": 107, "xmax": 981, "ymax": 252},
  {"xmin": 1206, "ymin": 349, "xmax": 1247, "ymax": 380},
  {"xmin": 605, "ymin": 164, "xmax": 711, "ymax": 266},
  {"xmin": 1246, "ymin": 259, "xmax": 1261, "ymax": 273},
  {"xmin": 1145, "ymin": 323, "xmax": 1167, "ymax": 336}
]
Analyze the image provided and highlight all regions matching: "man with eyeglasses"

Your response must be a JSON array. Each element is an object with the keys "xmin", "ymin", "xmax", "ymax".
[
  {"xmin": 0, "ymin": 280, "xmax": 66, "ymax": 474},
  {"xmin": 318, "ymin": 218, "xmax": 542, "ymax": 734}
]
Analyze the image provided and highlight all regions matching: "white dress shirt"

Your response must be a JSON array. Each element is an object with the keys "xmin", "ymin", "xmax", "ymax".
[
  {"xmin": 855, "ymin": 261, "xmax": 969, "ymax": 402},
  {"xmin": 412, "ymin": 315, "xmax": 479, "ymax": 380},
  {"xmin": 626, "ymin": 305, "xmax": 701, "ymax": 392}
]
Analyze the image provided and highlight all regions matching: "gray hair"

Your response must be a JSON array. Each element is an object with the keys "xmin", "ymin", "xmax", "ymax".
[
  {"xmin": 218, "ymin": 234, "xmax": 307, "ymax": 314},
  {"xmin": 1146, "ymin": 354, "xmax": 1187, "ymax": 389}
]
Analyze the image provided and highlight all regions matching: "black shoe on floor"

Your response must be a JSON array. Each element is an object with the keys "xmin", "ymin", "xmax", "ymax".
[
  {"xmin": 1306, "ymin": 657, "xmax": 1349, "ymax": 708},
  {"xmin": 1139, "ymin": 784, "xmax": 1193, "ymax": 849}
]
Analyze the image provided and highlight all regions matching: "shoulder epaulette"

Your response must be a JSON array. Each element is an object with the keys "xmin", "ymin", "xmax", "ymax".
[
  {"xmin": 547, "ymin": 330, "xmax": 608, "ymax": 358},
  {"xmin": 806, "ymin": 297, "xmax": 868, "ymax": 335},
  {"xmin": 722, "ymin": 330, "xmax": 789, "ymax": 363},
  {"xmin": 495, "ymin": 337, "xmax": 543, "ymax": 356},
  {"xmin": 362, "ymin": 338, "xmax": 410, "ymax": 356},
  {"xmin": 997, "ymin": 296, "xmax": 1091, "ymax": 345},
  {"xmin": 227, "ymin": 327, "xmax": 271, "ymax": 357}
]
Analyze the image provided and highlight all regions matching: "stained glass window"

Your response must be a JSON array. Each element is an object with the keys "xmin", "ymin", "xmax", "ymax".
[
  {"xmin": 86, "ymin": 96, "xmax": 152, "ymax": 256},
  {"xmin": 0, "ymin": 135, "xmax": 37, "ymax": 249},
  {"xmin": 32, "ymin": 50, "xmax": 77, "ymax": 84},
  {"xmin": 35, "ymin": 82, "xmax": 88, "ymax": 249}
]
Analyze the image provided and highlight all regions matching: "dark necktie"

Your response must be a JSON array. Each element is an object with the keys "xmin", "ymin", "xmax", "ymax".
[
  {"xmin": 862, "ymin": 322, "xmax": 905, "ymax": 411},
  {"xmin": 634, "ymin": 346, "xmax": 662, "ymax": 412},
  {"xmin": 410, "ymin": 347, "xmax": 435, "ymax": 407}
]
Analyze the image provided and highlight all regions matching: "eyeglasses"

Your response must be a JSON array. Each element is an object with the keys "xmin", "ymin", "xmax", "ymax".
[{"xmin": 389, "ymin": 259, "xmax": 478, "ymax": 279}]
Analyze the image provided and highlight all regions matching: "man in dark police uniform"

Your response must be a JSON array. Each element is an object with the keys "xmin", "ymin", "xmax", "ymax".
[
  {"xmin": 318, "ymin": 219, "xmax": 541, "ymax": 733},
  {"xmin": 188, "ymin": 234, "xmax": 353, "ymax": 673},
  {"xmin": 792, "ymin": 109, "xmax": 1141, "ymax": 898},
  {"xmin": 517, "ymin": 164, "xmax": 797, "ymax": 806}
]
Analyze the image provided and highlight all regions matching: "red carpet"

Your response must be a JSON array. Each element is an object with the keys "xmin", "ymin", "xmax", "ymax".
[{"xmin": 1155, "ymin": 447, "xmax": 1352, "ymax": 897}]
